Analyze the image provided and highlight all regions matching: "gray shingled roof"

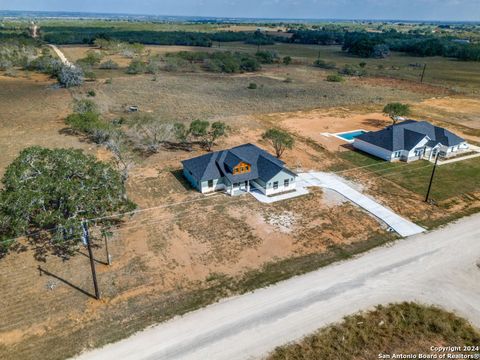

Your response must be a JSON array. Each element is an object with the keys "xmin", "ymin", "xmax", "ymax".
[
  {"xmin": 181, "ymin": 143, "xmax": 296, "ymax": 183},
  {"xmin": 356, "ymin": 120, "xmax": 465, "ymax": 151}
]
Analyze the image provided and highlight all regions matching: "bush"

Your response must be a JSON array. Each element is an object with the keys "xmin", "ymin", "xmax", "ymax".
[
  {"xmin": 339, "ymin": 64, "xmax": 367, "ymax": 76},
  {"xmin": 313, "ymin": 59, "xmax": 336, "ymax": 69},
  {"xmin": 65, "ymin": 111, "xmax": 103, "ymax": 134},
  {"xmin": 58, "ymin": 65, "xmax": 84, "ymax": 87},
  {"xmin": 126, "ymin": 59, "xmax": 145, "ymax": 74},
  {"xmin": 77, "ymin": 50, "xmax": 103, "ymax": 67},
  {"xmin": 99, "ymin": 59, "xmax": 119, "ymax": 69},
  {"xmin": 73, "ymin": 99, "xmax": 98, "ymax": 114},
  {"xmin": 326, "ymin": 74, "xmax": 344, "ymax": 82},
  {"xmin": 87, "ymin": 90, "xmax": 96, "ymax": 97},
  {"xmin": 248, "ymin": 82, "xmax": 257, "ymax": 89},
  {"xmin": 255, "ymin": 50, "xmax": 279, "ymax": 64},
  {"xmin": 283, "ymin": 56, "xmax": 292, "ymax": 65}
]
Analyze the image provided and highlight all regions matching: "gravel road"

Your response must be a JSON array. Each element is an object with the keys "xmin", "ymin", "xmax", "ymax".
[{"xmin": 75, "ymin": 214, "xmax": 480, "ymax": 360}]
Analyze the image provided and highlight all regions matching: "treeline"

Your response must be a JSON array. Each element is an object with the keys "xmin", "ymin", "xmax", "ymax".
[
  {"xmin": 41, "ymin": 26, "xmax": 277, "ymax": 46},
  {"xmin": 42, "ymin": 29, "xmax": 214, "ymax": 46},
  {"xmin": 341, "ymin": 31, "xmax": 480, "ymax": 61},
  {"xmin": 38, "ymin": 26, "xmax": 480, "ymax": 61}
]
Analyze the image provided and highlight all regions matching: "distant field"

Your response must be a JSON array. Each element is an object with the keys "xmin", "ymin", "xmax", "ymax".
[
  {"xmin": 59, "ymin": 42, "xmax": 480, "ymax": 93},
  {"xmin": 214, "ymin": 43, "xmax": 480, "ymax": 92},
  {"xmin": 268, "ymin": 302, "xmax": 480, "ymax": 360}
]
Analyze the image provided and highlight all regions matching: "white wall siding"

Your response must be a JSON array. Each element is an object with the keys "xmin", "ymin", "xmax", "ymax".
[
  {"xmin": 353, "ymin": 139, "xmax": 393, "ymax": 161},
  {"xmin": 264, "ymin": 171, "xmax": 297, "ymax": 196},
  {"xmin": 200, "ymin": 178, "xmax": 225, "ymax": 193}
]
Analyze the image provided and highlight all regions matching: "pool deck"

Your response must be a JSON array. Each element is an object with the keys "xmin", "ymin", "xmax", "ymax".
[{"xmin": 332, "ymin": 129, "xmax": 368, "ymax": 143}]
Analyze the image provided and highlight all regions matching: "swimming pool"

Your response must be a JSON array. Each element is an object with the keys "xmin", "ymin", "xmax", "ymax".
[{"xmin": 335, "ymin": 130, "xmax": 367, "ymax": 142}]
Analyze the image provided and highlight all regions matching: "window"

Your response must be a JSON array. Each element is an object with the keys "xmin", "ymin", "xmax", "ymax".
[
  {"xmin": 284, "ymin": 179, "xmax": 289, "ymax": 187},
  {"xmin": 273, "ymin": 181, "xmax": 279, "ymax": 190},
  {"xmin": 208, "ymin": 180, "xmax": 214, "ymax": 188}
]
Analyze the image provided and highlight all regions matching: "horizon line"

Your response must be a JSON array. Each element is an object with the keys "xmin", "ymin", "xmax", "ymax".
[{"xmin": 1, "ymin": 9, "xmax": 479, "ymax": 23}]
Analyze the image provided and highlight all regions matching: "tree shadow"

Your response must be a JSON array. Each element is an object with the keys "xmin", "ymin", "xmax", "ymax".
[
  {"xmin": 170, "ymin": 169, "xmax": 193, "ymax": 191},
  {"xmin": 37, "ymin": 265, "xmax": 97, "ymax": 299},
  {"xmin": 361, "ymin": 118, "xmax": 390, "ymax": 128}
]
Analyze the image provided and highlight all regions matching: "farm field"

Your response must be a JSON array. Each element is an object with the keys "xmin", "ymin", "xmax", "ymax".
[{"xmin": 0, "ymin": 32, "xmax": 480, "ymax": 360}]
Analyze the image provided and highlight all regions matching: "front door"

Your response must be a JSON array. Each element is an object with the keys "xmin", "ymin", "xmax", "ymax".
[{"xmin": 239, "ymin": 181, "xmax": 247, "ymax": 190}]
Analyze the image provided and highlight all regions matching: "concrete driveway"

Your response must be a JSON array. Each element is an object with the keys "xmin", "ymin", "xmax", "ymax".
[
  {"xmin": 74, "ymin": 214, "xmax": 480, "ymax": 360},
  {"xmin": 298, "ymin": 172, "xmax": 425, "ymax": 237}
]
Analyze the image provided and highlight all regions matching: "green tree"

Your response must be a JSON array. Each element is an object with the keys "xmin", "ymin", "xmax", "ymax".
[
  {"xmin": 0, "ymin": 147, "xmax": 135, "ymax": 258},
  {"xmin": 262, "ymin": 128, "xmax": 294, "ymax": 158},
  {"xmin": 204, "ymin": 122, "xmax": 228, "ymax": 151},
  {"xmin": 383, "ymin": 103, "xmax": 411, "ymax": 125},
  {"xmin": 189, "ymin": 120, "xmax": 210, "ymax": 139}
]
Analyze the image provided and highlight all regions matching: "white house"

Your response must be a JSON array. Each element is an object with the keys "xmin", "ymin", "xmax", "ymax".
[
  {"xmin": 182, "ymin": 143, "xmax": 297, "ymax": 196},
  {"xmin": 353, "ymin": 120, "xmax": 469, "ymax": 162}
]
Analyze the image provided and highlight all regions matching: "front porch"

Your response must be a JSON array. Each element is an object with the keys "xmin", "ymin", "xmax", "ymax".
[{"xmin": 226, "ymin": 180, "xmax": 252, "ymax": 196}]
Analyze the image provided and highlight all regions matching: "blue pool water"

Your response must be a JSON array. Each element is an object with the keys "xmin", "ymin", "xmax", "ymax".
[{"xmin": 337, "ymin": 130, "xmax": 367, "ymax": 141}]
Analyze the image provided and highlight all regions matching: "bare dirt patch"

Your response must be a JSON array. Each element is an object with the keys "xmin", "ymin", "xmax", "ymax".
[
  {"xmin": 412, "ymin": 96, "xmax": 480, "ymax": 140},
  {"xmin": 0, "ymin": 74, "xmax": 93, "ymax": 179}
]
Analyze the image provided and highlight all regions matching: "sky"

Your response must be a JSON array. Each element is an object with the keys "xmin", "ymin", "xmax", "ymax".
[{"xmin": 1, "ymin": 0, "xmax": 479, "ymax": 21}]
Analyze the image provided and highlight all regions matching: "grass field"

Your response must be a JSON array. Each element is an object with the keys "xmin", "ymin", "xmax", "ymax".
[
  {"xmin": 335, "ymin": 150, "xmax": 480, "ymax": 202},
  {"xmin": 60, "ymin": 42, "xmax": 480, "ymax": 93},
  {"xmin": 214, "ymin": 43, "xmax": 480, "ymax": 92},
  {"xmin": 268, "ymin": 302, "xmax": 480, "ymax": 360}
]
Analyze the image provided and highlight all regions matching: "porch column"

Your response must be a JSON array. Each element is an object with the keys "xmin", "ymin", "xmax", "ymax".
[
  {"xmin": 246, "ymin": 180, "xmax": 250, "ymax": 193},
  {"xmin": 230, "ymin": 184, "xmax": 234, "ymax": 196}
]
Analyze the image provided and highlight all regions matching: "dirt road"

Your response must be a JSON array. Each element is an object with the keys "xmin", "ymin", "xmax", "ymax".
[
  {"xmin": 75, "ymin": 214, "xmax": 480, "ymax": 360},
  {"xmin": 48, "ymin": 44, "xmax": 74, "ymax": 67}
]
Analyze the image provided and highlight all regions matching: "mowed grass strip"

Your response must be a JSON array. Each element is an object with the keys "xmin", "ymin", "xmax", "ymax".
[
  {"xmin": 267, "ymin": 302, "xmax": 480, "ymax": 360},
  {"xmin": 336, "ymin": 150, "xmax": 480, "ymax": 201}
]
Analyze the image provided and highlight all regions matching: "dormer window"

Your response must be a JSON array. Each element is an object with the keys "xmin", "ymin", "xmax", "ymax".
[{"xmin": 233, "ymin": 162, "xmax": 251, "ymax": 175}]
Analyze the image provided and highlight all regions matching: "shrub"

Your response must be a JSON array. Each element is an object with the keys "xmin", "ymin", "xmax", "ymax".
[
  {"xmin": 248, "ymin": 82, "xmax": 257, "ymax": 89},
  {"xmin": 255, "ymin": 50, "xmax": 279, "ymax": 64},
  {"xmin": 326, "ymin": 74, "xmax": 344, "ymax": 82},
  {"xmin": 73, "ymin": 99, "xmax": 98, "ymax": 114},
  {"xmin": 84, "ymin": 70, "xmax": 97, "ymax": 80},
  {"xmin": 359, "ymin": 61, "xmax": 367, "ymax": 68},
  {"xmin": 58, "ymin": 65, "xmax": 84, "ymax": 87},
  {"xmin": 77, "ymin": 50, "xmax": 103, "ymax": 67},
  {"xmin": 65, "ymin": 111, "xmax": 103, "ymax": 134},
  {"xmin": 283, "ymin": 56, "xmax": 292, "ymax": 65},
  {"xmin": 99, "ymin": 59, "xmax": 119, "ymax": 69},
  {"xmin": 339, "ymin": 64, "xmax": 367, "ymax": 76},
  {"xmin": 313, "ymin": 59, "xmax": 336, "ymax": 69},
  {"xmin": 126, "ymin": 59, "xmax": 145, "ymax": 74},
  {"xmin": 87, "ymin": 90, "xmax": 96, "ymax": 97}
]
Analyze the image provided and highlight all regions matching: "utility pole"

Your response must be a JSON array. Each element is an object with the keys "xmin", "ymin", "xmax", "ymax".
[
  {"xmin": 82, "ymin": 220, "xmax": 100, "ymax": 300},
  {"xmin": 420, "ymin": 63, "xmax": 427, "ymax": 83},
  {"xmin": 425, "ymin": 152, "xmax": 440, "ymax": 203}
]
